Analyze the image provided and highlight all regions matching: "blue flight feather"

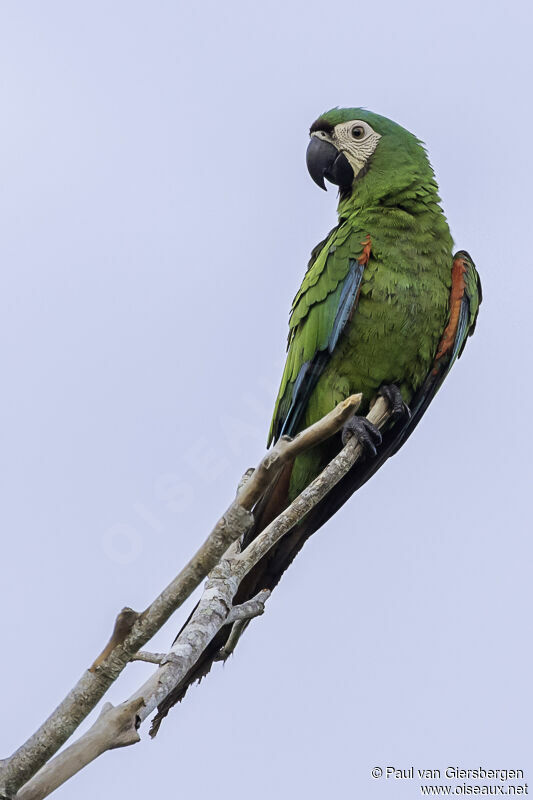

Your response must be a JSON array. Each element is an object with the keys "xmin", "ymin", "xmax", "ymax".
[
  {"xmin": 328, "ymin": 260, "xmax": 364, "ymax": 353},
  {"xmin": 279, "ymin": 259, "xmax": 365, "ymax": 438}
]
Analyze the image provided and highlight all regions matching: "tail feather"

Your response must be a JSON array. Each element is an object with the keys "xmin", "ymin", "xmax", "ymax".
[{"xmin": 149, "ymin": 461, "xmax": 294, "ymax": 737}]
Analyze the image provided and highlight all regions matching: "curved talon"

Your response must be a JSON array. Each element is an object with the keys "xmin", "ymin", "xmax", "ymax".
[
  {"xmin": 341, "ymin": 415, "xmax": 382, "ymax": 455},
  {"xmin": 378, "ymin": 383, "xmax": 411, "ymax": 420}
]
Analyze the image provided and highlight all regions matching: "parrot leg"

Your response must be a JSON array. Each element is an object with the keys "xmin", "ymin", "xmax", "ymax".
[
  {"xmin": 341, "ymin": 415, "xmax": 382, "ymax": 455},
  {"xmin": 378, "ymin": 383, "xmax": 411, "ymax": 420}
]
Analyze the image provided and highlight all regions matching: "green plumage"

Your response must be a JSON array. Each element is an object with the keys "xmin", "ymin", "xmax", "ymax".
[
  {"xmin": 268, "ymin": 108, "xmax": 480, "ymax": 499},
  {"xmin": 151, "ymin": 108, "xmax": 482, "ymax": 734}
]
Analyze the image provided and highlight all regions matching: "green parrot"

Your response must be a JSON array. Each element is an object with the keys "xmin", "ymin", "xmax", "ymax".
[{"xmin": 151, "ymin": 108, "xmax": 481, "ymax": 734}]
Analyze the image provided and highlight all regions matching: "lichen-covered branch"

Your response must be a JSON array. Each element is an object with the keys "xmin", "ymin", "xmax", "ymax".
[
  {"xmin": 0, "ymin": 393, "xmax": 362, "ymax": 800},
  {"xmin": 11, "ymin": 398, "xmax": 392, "ymax": 800}
]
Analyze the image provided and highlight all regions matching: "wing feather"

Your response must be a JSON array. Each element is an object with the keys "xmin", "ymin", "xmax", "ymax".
[{"xmin": 269, "ymin": 223, "xmax": 368, "ymax": 445}]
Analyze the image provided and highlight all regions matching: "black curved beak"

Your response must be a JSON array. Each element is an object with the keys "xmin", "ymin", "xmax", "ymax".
[{"xmin": 306, "ymin": 136, "xmax": 354, "ymax": 192}]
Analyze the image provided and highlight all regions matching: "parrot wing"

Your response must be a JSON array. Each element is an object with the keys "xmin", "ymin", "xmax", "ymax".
[{"xmin": 269, "ymin": 220, "xmax": 369, "ymax": 443}]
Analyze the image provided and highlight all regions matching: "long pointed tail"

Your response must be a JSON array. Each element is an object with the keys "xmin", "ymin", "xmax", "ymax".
[
  {"xmin": 149, "ymin": 461, "xmax": 295, "ymax": 736},
  {"xmin": 150, "ymin": 377, "xmax": 446, "ymax": 736}
]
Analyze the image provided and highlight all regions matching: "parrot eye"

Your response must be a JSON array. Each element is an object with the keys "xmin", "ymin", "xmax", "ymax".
[{"xmin": 351, "ymin": 125, "xmax": 365, "ymax": 140}]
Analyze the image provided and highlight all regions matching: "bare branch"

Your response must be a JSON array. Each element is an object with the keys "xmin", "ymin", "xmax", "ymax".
[
  {"xmin": 0, "ymin": 393, "xmax": 362, "ymax": 799},
  {"xmin": 213, "ymin": 619, "xmax": 249, "ymax": 662},
  {"xmin": 9, "ymin": 397, "xmax": 391, "ymax": 800},
  {"xmin": 236, "ymin": 393, "xmax": 363, "ymax": 511},
  {"xmin": 14, "ymin": 699, "xmax": 144, "ymax": 800},
  {"xmin": 226, "ymin": 589, "xmax": 271, "ymax": 624}
]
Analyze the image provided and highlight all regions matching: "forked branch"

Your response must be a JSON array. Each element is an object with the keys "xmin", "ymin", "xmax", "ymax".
[{"xmin": 2, "ymin": 394, "xmax": 392, "ymax": 800}]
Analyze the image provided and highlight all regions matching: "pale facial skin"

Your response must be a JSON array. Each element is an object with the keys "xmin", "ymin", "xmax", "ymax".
[{"xmin": 311, "ymin": 120, "xmax": 381, "ymax": 178}]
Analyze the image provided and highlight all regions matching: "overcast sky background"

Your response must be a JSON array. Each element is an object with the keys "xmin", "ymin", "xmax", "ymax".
[{"xmin": 1, "ymin": 1, "xmax": 532, "ymax": 798}]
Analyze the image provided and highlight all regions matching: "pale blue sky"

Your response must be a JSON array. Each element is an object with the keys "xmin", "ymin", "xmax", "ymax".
[{"xmin": 1, "ymin": 1, "xmax": 531, "ymax": 798}]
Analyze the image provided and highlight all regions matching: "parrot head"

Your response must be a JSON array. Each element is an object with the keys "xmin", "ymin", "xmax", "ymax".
[{"xmin": 306, "ymin": 107, "xmax": 433, "ymax": 205}]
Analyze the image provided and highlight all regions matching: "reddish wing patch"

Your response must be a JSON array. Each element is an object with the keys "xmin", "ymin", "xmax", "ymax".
[
  {"xmin": 358, "ymin": 234, "xmax": 372, "ymax": 266},
  {"xmin": 433, "ymin": 256, "xmax": 468, "ymax": 367}
]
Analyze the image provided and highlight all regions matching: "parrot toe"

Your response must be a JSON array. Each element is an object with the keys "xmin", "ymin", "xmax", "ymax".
[
  {"xmin": 378, "ymin": 383, "xmax": 411, "ymax": 420},
  {"xmin": 341, "ymin": 415, "xmax": 382, "ymax": 455}
]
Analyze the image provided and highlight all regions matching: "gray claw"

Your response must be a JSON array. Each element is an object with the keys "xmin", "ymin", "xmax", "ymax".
[
  {"xmin": 341, "ymin": 415, "xmax": 382, "ymax": 455},
  {"xmin": 378, "ymin": 384, "xmax": 411, "ymax": 420}
]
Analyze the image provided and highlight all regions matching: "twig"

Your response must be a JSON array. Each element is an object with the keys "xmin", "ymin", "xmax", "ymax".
[
  {"xmin": 226, "ymin": 589, "xmax": 271, "ymax": 624},
  {"xmin": 214, "ymin": 619, "xmax": 249, "ymax": 661},
  {"xmin": 130, "ymin": 652, "xmax": 166, "ymax": 665}
]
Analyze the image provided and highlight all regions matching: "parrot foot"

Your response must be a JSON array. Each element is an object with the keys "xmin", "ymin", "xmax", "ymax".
[
  {"xmin": 378, "ymin": 383, "xmax": 411, "ymax": 420},
  {"xmin": 341, "ymin": 415, "xmax": 382, "ymax": 456}
]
